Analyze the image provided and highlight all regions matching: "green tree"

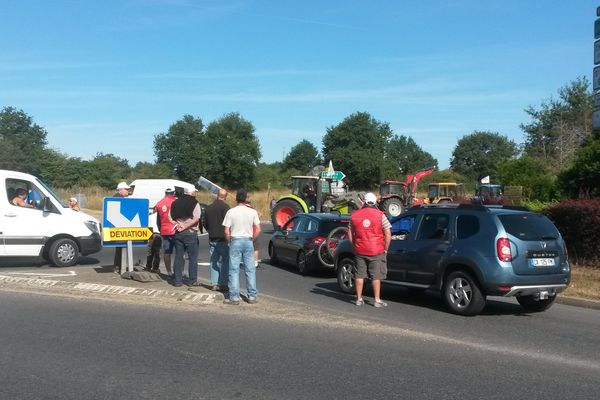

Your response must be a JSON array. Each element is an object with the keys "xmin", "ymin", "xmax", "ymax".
[
  {"xmin": 203, "ymin": 113, "xmax": 261, "ymax": 188},
  {"xmin": 282, "ymin": 140, "xmax": 321, "ymax": 173},
  {"xmin": 450, "ymin": 131, "xmax": 517, "ymax": 182},
  {"xmin": 522, "ymin": 77, "xmax": 593, "ymax": 171},
  {"xmin": 252, "ymin": 162, "xmax": 288, "ymax": 190},
  {"xmin": 83, "ymin": 153, "xmax": 131, "ymax": 189},
  {"xmin": 382, "ymin": 135, "xmax": 437, "ymax": 179},
  {"xmin": 497, "ymin": 156, "xmax": 557, "ymax": 201},
  {"xmin": 154, "ymin": 115, "xmax": 207, "ymax": 182},
  {"xmin": 558, "ymin": 132, "xmax": 600, "ymax": 198},
  {"xmin": 38, "ymin": 150, "xmax": 86, "ymax": 188},
  {"xmin": 0, "ymin": 107, "xmax": 48, "ymax": 174},
  {"xmin": 322, "ymin": 112, "xmax": 392, "ymax": 189},
  {"xmin": 129, "ymin": 162, "xmax": 175, "ymax": 180}
]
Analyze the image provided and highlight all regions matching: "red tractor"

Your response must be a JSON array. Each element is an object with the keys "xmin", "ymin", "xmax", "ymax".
[{"xmin": 378, "ymin": 168, "xmax": 434, "ymax": 217}]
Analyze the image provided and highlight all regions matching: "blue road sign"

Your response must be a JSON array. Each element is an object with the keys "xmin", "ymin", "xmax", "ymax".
[{"xmin": 102, "ymin": 197, "xmax": 150, "ymax": 247}]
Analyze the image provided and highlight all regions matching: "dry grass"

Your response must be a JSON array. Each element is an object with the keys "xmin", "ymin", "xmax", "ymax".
[
  {"xmin": 565, "ymin": 264, "xmax": 600, "ymax": 300},
  {"xmin": 57, "ymin": 187, "xmax": 290, "ymax": 221}
]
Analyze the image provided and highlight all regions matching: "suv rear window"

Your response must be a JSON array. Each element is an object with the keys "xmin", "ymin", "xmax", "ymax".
[{"xmin": 498, "ymin": 214, "xmax": 560, "ymax": 241}]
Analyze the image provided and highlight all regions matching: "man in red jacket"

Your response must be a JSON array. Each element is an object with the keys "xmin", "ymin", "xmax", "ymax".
[
  {"xmin": 348, "ymin": 192, "xmax": 392, "ymax": 307},
  {"xmin": 155, "ymin": 187, "xmax": 177, "ymax": 276}
]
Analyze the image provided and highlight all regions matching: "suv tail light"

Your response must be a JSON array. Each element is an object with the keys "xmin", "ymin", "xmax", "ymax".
[{"xmin": 496, "ymin": 237, "xmax": 512, "ymax": 262}]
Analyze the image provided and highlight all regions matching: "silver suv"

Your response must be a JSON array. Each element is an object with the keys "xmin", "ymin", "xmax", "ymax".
[{"xmin": 334, "ymin": 204, "xmax": 570, "ymax": 316}]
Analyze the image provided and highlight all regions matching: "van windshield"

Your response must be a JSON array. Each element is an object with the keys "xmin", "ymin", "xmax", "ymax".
[{"xmin": 35, "ymin": 178, "xmax": 67, "ymax": 208}]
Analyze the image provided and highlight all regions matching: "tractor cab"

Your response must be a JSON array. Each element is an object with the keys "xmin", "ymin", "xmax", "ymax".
[
  {"xmin": 379, "ymin": 181, "xmax": 408, "ymax": 197},
  {"xmin": 289, "ymin": 176, "xmax": 320, "ymax": 212},
  {"xmin": 426, "ymin": 183, "xmax": 466, "ymax": 204}
]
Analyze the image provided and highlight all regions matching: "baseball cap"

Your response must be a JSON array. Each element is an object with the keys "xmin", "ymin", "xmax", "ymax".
[
  {"xmin": 165, "ymin": 186, "xmax": 175, "ymax": 193},
  {"xmin": 364, "ymin": 192, "xmax": 377, "ymax": 205},
  {"xmin": 116, "ymin": 182, "xmax": 130, "ymax": 190},
  {"xmin": 184, "ymin": 186, "xmax": 198, "ymax": 194},
  {"xmin": 69, "ymin": 197, "xmax": 78, "ymax": 203}
]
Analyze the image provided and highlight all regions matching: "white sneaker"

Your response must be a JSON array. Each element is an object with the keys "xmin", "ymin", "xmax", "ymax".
[
  {"xmin": 374, "ymin": 300, "xmax": 388, "ymax": 308},
  {"xmin": 355, "ymin": 298, "xmax": 364, "ymax": 306}
]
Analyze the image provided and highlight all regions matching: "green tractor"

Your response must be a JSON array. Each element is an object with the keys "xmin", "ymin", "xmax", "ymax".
[{"xmin": 271, "ymin": 175, "xmax": 362, "ymax": 229}]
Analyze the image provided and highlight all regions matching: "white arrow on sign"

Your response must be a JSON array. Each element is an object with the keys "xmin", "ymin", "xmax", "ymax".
[{"xmin": 106, "ymin": 200, "xmax": 141, "ymax": 227}]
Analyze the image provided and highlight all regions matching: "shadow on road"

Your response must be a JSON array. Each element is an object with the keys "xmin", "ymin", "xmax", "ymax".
[{"xmin": 312, "ymin": 281, "xmax": 531, "ymax": 316}]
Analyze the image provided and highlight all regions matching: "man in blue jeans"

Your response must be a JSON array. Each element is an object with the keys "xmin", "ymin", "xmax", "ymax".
[
  {"xmin": 222, "ymin": 189, "xmax": 261, "ymax": 305},
  {"xmin": 203, "ymin": 188, "xmax": 230, "ymax": 292},
  {"xmin": 169, "ymin": 187, "xmax": 201, "ymax": 287}
]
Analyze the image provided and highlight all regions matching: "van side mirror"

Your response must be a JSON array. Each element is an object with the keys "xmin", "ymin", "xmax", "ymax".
[{"xmin": 42, "ymin": 197, "xmax": 52, "ymax": 212}]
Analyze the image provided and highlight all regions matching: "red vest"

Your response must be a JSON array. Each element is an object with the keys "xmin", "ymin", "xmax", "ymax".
[
  {"xmin": 156, "ymin": 196, "xmax": 176, "ymax": 236},
  {"xmin": 351, "ymin": 206, "xmax": 385, "ymax": 256}
]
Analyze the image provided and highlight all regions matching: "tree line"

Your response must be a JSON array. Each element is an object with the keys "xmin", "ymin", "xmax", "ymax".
[{"xmin": 1, "ymin": 77, "xmax": 598, "ymax": 200}]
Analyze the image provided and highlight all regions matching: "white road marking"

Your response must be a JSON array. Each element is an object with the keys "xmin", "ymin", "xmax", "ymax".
[{"xmin": 3, "ymin": 270, "xmax": 77, "ymax": 277}]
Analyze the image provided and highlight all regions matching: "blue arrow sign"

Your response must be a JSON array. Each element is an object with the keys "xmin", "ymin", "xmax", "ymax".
[{"xmin": 102, "ymin": 197, "xmax": 149, "ymax": 247}]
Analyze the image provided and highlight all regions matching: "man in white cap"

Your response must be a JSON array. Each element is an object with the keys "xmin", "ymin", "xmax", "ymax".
[
  {"xmin": 115, "ymin": 181, "xmax": 130, "ymax": 197},
  {"xmin": 348, "ymin": 192, "xmax": 391, "ymax": 307}
]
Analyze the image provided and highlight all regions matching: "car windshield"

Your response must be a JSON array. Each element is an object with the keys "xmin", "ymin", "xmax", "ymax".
[{"xmin": 498, "ymin": 214, "xmax": 560, "ymax": 241}]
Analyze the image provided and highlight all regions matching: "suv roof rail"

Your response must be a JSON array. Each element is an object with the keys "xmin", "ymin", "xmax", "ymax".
[{"xmin": 500, "ymin": 205, "xmax": 531, "ymax": 211}]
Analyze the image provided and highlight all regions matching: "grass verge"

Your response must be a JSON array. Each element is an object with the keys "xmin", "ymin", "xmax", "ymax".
[{"xmin": 564, "ymin": 264, "xmax": 600, "ymax": 300}]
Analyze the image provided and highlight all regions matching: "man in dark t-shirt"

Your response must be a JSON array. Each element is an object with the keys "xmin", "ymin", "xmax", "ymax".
[{"xmin": 204, "ymin": 188, "xmax": 230, "ymax": 291}]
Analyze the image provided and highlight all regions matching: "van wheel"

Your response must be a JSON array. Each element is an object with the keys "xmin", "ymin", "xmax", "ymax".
[
  {"xmin": 517, "ymin": 295, "xmax": 556, "ymax": 312},
  {"xmin": 49, "ymin": 238, "xmax": 79, "ymax": 267},
  {"xmin": 443, "ymin": 271, "xmax": 485, "ymax": 316}
]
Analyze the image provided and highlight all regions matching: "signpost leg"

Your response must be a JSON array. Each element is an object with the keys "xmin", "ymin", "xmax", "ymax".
[{"xmin": 126, "ymin": 240, "xmax": 134, "ymax": 272}]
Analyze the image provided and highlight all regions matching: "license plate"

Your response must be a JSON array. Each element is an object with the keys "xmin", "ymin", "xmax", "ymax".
[{"xmin": 530, "ymin": 258, "xmax": 555, "ymax": 267}]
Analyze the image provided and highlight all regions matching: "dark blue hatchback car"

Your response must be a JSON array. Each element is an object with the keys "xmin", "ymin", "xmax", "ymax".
[
  {"xmin": 269, "ymin": 213, "xmax": 350, "ymax": 275},
  {"xmin": 334, "ymin": 204, "xmax": 570, "ymax": 316}
]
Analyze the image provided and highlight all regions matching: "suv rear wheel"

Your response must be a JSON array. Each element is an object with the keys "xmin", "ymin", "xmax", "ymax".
[
  {"xmin": 443, "ymin": 271, "xmax": 486, "ymax": 316},
  {"xmin": 516, "ymin": 294, "xmax": 556, "ymax": 312}
]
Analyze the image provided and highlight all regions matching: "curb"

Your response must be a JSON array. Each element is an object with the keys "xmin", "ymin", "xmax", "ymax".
[
  {"xmin": 0, "ymin": 274, "xmax": 224, "ymax": 304},
  {"xmin": 556, "ymin": 295, "xmax": 600, "ymax": 311}
]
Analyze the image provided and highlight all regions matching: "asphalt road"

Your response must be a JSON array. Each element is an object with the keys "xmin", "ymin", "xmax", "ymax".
[
  {"xmin": 1, "ymin": 224, "xmax": 600, "ymax": 399},
  {"xmin": 1, "ymin": 290, "xmax": 599, "ymax": 400}
]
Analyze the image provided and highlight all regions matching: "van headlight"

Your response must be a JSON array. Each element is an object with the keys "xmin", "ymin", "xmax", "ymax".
[{"xmin": 85, "ymin": 220, "xmax": 100, "ymax": 234}]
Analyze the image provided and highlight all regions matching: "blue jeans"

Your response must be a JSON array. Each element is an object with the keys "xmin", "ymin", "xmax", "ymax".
[
  {"xmin": 173, "ymin": 232, "xmax": 199, "ymax": 285},
  {"xmin": 228, "ymin": 237, "xmax": 257, "ymax": 301},
  {"xmin": 210, "ymin": 240, "xmax": 230, "ymax": 287}
]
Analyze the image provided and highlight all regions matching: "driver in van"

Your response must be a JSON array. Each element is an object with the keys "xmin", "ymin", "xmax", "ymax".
[{"xmin": 11, "ymin": 188, "xmax": 34, "ymax": 208}]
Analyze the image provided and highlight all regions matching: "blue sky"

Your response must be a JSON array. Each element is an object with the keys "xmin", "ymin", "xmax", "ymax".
[{"xmin": 0, "ymin": 0, "xmax": 596, "ymax": 170}]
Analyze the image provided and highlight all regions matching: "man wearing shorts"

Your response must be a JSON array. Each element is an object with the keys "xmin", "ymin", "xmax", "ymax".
[
  {"xmin": 348, "ymin": 192, "xmax": 391, "ymax": 307},
  {"xmin": 155, "ymin": 187, "xmax": 177, "ymax": 276}
]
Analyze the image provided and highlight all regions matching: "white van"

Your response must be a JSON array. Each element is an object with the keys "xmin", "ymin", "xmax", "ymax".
[
  {"xmin": 0, "ymin": 169, "xmax": 102, "ymax": 267},
  {"xmin": 128, "ymin": 179, "xmax": 199, "ymax": 232}
]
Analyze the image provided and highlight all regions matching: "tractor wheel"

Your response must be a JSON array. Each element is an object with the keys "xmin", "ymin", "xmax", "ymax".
[
  {"xmin": 382, "ymin": 197, "xmax": 404, "ymax": 217},
  {"xmin": 271, "ymin": 199, "xmax": 303, "ymax": 229}
]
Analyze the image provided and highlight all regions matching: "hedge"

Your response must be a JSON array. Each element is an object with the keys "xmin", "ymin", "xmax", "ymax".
[{"xmin": 544, "ymin": 199, "xmax": 600, "ymax": 265}]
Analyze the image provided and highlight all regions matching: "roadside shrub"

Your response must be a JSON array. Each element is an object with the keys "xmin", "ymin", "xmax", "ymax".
[
  {"xmin": 522, "ymin": 199, "xmax": 559, "ymax": 213},
  {"xmin": 544, "ymin": 199, "xmax": 600, "ymax": 264}
]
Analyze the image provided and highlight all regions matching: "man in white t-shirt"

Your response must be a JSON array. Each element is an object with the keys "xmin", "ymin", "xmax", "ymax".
[{"xmin": 222, "ymin": 189, "xmax": 261, "ymax": 305}]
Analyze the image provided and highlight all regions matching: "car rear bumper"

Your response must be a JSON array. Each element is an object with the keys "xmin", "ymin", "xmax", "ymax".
[{"xmin": 503, "ymin": 284, "xmax": 567, "ymax": 297}]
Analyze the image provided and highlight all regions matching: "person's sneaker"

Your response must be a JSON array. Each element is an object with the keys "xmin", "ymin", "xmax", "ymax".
[
  {"xmin": 374, "ymin": 300, "xmax": 388, "ymax": 308},
  {"xmin": 355, "ymin": 298, "xmax": 364, "ymax": 306},
  {"xmin": 173, "ymin": 282, "xmax": 183, "ymax": 287},
  {"xmin": 223, "ymin": 299, "xmax": 240, "ymax": 305},
  {"xmin": 218, "ymin": 285, "xmax": 229, "ymax": 293},
  {"xmin": 190, "ymin": 281, "xmax": 202, "ymax": 287},
  {"xmin": 247, "ymin": 297, "xmax": 258, "ymax": 304}
]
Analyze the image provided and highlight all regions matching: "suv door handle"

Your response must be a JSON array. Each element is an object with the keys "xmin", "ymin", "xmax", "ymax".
[{"xmin": 4, "ymin": 213, "xmax": 17, "ymax": 217}]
